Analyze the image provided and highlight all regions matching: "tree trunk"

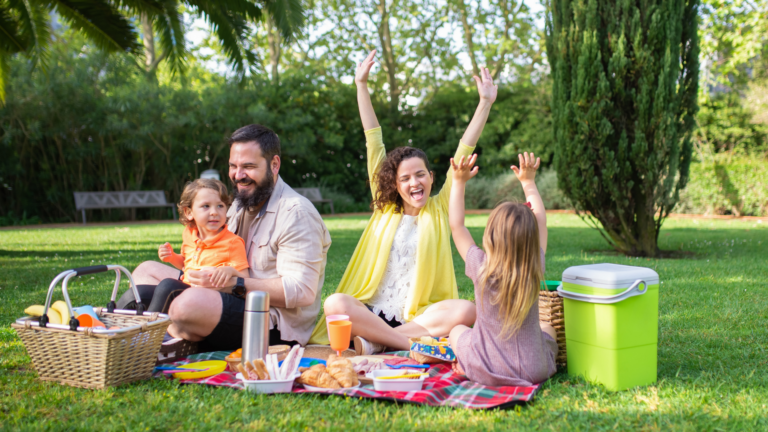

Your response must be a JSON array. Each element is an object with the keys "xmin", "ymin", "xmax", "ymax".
[
  {"xmin": 376, "ymin": 0, "xmax": 399, "ymax": 114},
  {"xmin": 141, "ymin": 13, "xmax": 161, "ymax": 80},
  {"xmin": 456, "ymin": 0, "xmax": 480, "ymax": 77},
  {"xmin": 267, "ymin": 17, "xmax": 281, "ymax": 86}
]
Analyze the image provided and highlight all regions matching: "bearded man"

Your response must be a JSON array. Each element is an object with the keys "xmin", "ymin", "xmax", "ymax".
[{"xmin": 118, "ymin": 124, "xmax": 331, "ymax": 353}]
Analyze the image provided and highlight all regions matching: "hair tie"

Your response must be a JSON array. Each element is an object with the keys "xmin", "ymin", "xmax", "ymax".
[{"xmin": 524, "ymin": 202, "xmax": 532, "ymax": 209}]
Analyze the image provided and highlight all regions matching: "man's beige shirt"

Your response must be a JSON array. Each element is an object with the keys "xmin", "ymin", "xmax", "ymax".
[{"xmin": 227, "ymin": 176, "xmax": 331, "ymax": 345}]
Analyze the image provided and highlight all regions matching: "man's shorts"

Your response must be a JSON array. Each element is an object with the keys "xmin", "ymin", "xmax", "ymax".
[{"xmin": 198, "ymin": 292, "xmax": 299, "ymax": 352}]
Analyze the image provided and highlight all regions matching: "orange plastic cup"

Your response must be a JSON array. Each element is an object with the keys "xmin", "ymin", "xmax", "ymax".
[
  {"xmin": 328, "ymin": 320, "xmax": 352, "ymax": 355},
  {"xmin": 77, "ymin": 314, "xmax": 106, "ymax": 328}
]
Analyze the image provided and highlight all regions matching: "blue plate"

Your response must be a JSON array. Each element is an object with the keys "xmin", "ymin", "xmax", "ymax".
[{"xmin": 278, "ymin": 357, "xmax": 326, "ymax": 368}]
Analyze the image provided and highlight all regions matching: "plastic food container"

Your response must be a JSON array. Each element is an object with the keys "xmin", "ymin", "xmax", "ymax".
[
  {"xmin": 242, "ymin": 377, "xmax": 296, "ymax": 394},
  {"xmin": 557, "ymin": 263, "xmax": 660, "ymax": 391},
  {"xmin": 302, "ymin": 383, "xmax": 360, "ymax": 393},
  {"xmin": 370, "ymin": 369, "xmax": 427, "ymax": 391}
]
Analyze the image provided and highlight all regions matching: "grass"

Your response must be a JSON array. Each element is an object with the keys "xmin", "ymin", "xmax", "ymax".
[{"xmin": 1, "ymin": 213, "xmax": 767, "ymax": 431}]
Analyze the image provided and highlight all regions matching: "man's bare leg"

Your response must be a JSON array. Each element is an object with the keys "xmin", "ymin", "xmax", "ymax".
[
  {"xmin": 324, "ymin": 294, "xmax": 476, "ymax": 350},
  {"xmin": 132, "ymin": 261, "xmax": 179, "ymax": 285},
  {"xmin": 167, "ymin": 288, "xmax": 222, "ymax": 341}
]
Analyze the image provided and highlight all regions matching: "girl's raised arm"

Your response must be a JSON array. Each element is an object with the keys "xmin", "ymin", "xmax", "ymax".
[
  {"xmin": 511, "ymin": 152, "xmax": 547, "ymax": 253},
  {"xmin": 356, "ymin": 50, "xmax": 380, "ymax": 131},
  {"xmin": 449, "ymin": 155, "xmax": 479, "ymax": 260}
]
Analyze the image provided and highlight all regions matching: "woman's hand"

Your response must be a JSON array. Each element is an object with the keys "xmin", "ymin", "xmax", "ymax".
[
  {"xmin": 450, "ymin": 154, "xmax": 479, "ymax": 183},
  {"xmin": 355, "ymin": 50, "xmax": 377, "ymax": 86},
  {"xmin": 473, "ymin": 67, "xmax": 497, "ymax": 105},
  {"xmin": 510, "ymin": 152, "xmax": 541, "ymax": 185}
]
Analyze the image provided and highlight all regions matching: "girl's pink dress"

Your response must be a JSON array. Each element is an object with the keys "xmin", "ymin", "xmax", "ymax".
[{"xmin": 453, "ymin": 245, "xmax": 558, "ymax": 386}]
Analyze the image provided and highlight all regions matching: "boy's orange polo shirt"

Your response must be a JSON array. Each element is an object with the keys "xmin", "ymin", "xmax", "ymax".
[{"xmin": 180, "ymin": 224, "xmax": 249, "ymax": 284}]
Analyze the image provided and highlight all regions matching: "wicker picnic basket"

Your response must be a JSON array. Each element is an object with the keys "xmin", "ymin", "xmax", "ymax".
[
  {"xmin": 12, "ymin": 265, "xmax": 171, "ymax": 389},
  {"xmin": 539, "ymin": 281, "xmax": 566, "ymax": 366}
]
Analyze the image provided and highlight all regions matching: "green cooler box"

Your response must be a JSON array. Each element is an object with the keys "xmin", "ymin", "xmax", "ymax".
[{"xmin": 557, "ymin": 264, "xmax": 659, "ymax": 391}]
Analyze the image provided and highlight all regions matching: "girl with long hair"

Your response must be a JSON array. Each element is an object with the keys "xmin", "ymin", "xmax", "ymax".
[{"xmin": 448, "ymin": 152, "xmax": 558, "ymax": 386}]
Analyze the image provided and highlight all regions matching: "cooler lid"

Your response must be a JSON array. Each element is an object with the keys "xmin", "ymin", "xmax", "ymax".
[{"xmin": 562, "ymin": 263, "xmax": 659, "ymax": 289}]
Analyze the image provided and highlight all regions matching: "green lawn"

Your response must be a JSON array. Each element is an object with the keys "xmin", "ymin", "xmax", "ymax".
[{"xmin": 1, "ymin": 213, "xmax": 766, "ymax": 431}]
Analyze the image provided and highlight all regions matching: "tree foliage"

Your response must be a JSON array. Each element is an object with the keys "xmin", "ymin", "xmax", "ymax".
[
  {"xmin": 546, "ymin": 0, "xmax": 700, "ymax": 257},
  {"xmin": 0, "ymin": 0, "xmax": 305, "ymax": 101},
  {"xmin": 0, "ymin": 32, "xmax": 550, "ymax": 223}
]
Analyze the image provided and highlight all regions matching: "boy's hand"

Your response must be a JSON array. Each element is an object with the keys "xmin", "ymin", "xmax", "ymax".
[
  {"xmin": 209, "ymin": 266, "xmax": 236, "ymax": 288},
  {"xmin": 158, "ymin": 242, "xmax": 174, "ymax": 262},
  {"xmin": 355, "ymin": 50, "xmax": 377, "ymax": 85},
  {"xmin": 511, "ymin": 152, "xmax": 540, "ymax": 184},
  {"xmin": 451, "ymin": 154, "xmax": 479, "ymax": 183},
  {"xmin": 474, "ymin": 67, "xmax": 497, "ymax": 105}
]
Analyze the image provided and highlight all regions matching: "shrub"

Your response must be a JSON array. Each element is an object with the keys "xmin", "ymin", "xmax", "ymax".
[
  {"xmin": 464, "ymin": 169, "xmax": 572, "ymax": 210},
  {"xmin": 676, "ymin": 157, "xmax": 768, "ymax": 216}
]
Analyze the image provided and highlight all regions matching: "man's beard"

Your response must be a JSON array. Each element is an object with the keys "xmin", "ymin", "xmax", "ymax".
[{"xmin": 232, "ymin": 169, "xmax": 274, "ymax": 209}]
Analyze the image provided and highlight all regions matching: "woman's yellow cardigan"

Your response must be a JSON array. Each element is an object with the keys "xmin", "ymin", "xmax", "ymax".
[{"xmin": 308, "ymin": 127, "xmax": 474, "ymax": 344}]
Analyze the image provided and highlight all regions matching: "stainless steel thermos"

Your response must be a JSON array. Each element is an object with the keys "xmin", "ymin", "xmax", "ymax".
[{"xmin": 242, "ymin": 291, "xmax": 270, "ymax": 365}]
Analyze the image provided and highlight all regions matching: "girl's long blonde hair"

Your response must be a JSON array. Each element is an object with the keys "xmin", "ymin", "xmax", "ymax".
[{"xmin": 478, "ymin": 202, "xmax": 542, "ymax": 339}]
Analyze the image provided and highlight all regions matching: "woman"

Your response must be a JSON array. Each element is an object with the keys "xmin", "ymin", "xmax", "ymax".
[{"xmin": 308, "ymin": 50, "xmax": 498, "ymax": 354}]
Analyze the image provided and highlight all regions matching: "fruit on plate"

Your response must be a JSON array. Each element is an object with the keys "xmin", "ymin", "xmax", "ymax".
[{"xmin": 24, "ymin": 305, "xmax": 62, "ymax": 324}]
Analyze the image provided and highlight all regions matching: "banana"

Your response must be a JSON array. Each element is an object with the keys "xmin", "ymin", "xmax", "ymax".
[
  {"xmin": 51, "ymin": 301, "xmax": 71, "ymax": 325},
  {"xmin": 24, "ymin": 305, "xmax": 45, "ymax": 316},
  {"xmin": 24, "ymin": 305, "xmax": 62, "ymax": 324}
]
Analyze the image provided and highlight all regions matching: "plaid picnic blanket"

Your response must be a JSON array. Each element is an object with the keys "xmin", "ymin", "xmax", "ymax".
[{"xmin": 153, "ymin": 351, "xmax": 540, "ymax": 410}]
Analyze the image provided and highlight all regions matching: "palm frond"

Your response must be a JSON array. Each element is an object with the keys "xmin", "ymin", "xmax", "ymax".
[
  {"xmin": 264, "ymin": 0, "xmax": 304, "ymax": 42},
  {"xmin": 154, "ymin": 0, "xmax": 186, "ymax": 75},
  {"xmin": 0, "ymin": 50, "xmax": 9, "ymax": 103},
  {"xmin": 186, "ymin": 0, "xmax": 254, "ymax": 76},
  {"xmin": 113, "ymin": 0, "xmax": 165, "ymax": 16},
  {"xmin": 51, "ymin": 0, "xmax": 139, "ymax": 52},
  {"xmin": 0, "ymin": 4, "xmax": 26, "ymax": 54},
  {"xmin": 9, "ymin": 0, "xmax": 52, "ymax": 69}
]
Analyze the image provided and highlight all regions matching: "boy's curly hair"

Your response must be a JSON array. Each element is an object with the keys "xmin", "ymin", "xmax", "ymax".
[
  {"xmin": 177, "ymin": 179, "xmax": 232, "ymax": 227},
  {"xmin": 371, "ymin": 146, "xmax": 432, "ymax": 213}
]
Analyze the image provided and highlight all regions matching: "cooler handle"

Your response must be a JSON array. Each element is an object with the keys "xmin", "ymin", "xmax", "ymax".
[{"xmin": 557, "ymin": 279, "xmax": 647, "ymax": 304}]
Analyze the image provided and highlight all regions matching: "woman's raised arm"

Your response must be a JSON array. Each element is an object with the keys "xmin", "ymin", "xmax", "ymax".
[
  {"xmin": 460, "ymin": 67, "xmax": 497, "ymax": 148},
  {"xmin": 438, "ymin": 67, "xmax": 497, "ymax": 206},
  {"xmin": 356, "ymin": 50, "xmax": 380, "ymax": 131}
]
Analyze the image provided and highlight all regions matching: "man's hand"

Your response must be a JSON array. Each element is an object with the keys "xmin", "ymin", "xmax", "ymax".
[
  {"xmin": 158, "ymin": 242, "xmax": 175, "ymax": 262},
  {"xmin": 355, "ymin": 50, "xmax": 376, "ymax": 86},
  {"xmin": 474, "ymin": 67, "xmax": 497, "ymax": 105},
  {"xmin": 451, "ymin": 154, "xmax": 479, "ymax": 183},
  {"xmin": 510, "ymin": 152, "xmax": 541, "ymax": 185},
  {"xmin": 209, "ymin": 266, "xmax": 237, "ymax": 288}
]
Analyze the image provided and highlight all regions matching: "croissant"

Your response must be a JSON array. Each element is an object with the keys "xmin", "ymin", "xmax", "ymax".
[
  {"xmin": 326, "ymin": 357, "xmax": 359, "ymax": 388},
  {"xmin": 298, "ymin": 365, "xmax": 341, "ymax": 389}
]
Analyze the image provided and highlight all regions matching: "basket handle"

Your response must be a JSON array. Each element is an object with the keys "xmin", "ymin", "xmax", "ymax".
[
  {"xmin": 557, "ymin": 279, "xmax": 648, "ymax": 304},
  {"xmin": 41, "ymin": 265, "xmax": 145, "ymax": 329}
]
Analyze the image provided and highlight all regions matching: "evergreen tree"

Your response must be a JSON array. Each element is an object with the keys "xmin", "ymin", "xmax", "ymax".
[{"xmin": 545, "ymin": 0, "xmax": 700, "ymax": 257}]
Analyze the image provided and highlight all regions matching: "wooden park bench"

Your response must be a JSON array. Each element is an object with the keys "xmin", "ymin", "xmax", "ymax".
[
  {"xmin": 74, "ymin": 191, "xmax": 178, "ymax": 225},
  {"xmin": 293, "ymin": 188, "xmax": 334, "ymax": 214}
]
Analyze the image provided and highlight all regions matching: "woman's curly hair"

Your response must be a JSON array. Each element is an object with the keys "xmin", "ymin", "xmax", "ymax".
[{"xmin": 371, "ymin": 146, "xmax": 432, "ymax": 213}]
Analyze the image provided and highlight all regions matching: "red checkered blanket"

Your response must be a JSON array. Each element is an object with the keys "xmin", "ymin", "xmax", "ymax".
[{"xmin": 153, "ymin": 351, "xmax": 540, "ymax": 410}]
